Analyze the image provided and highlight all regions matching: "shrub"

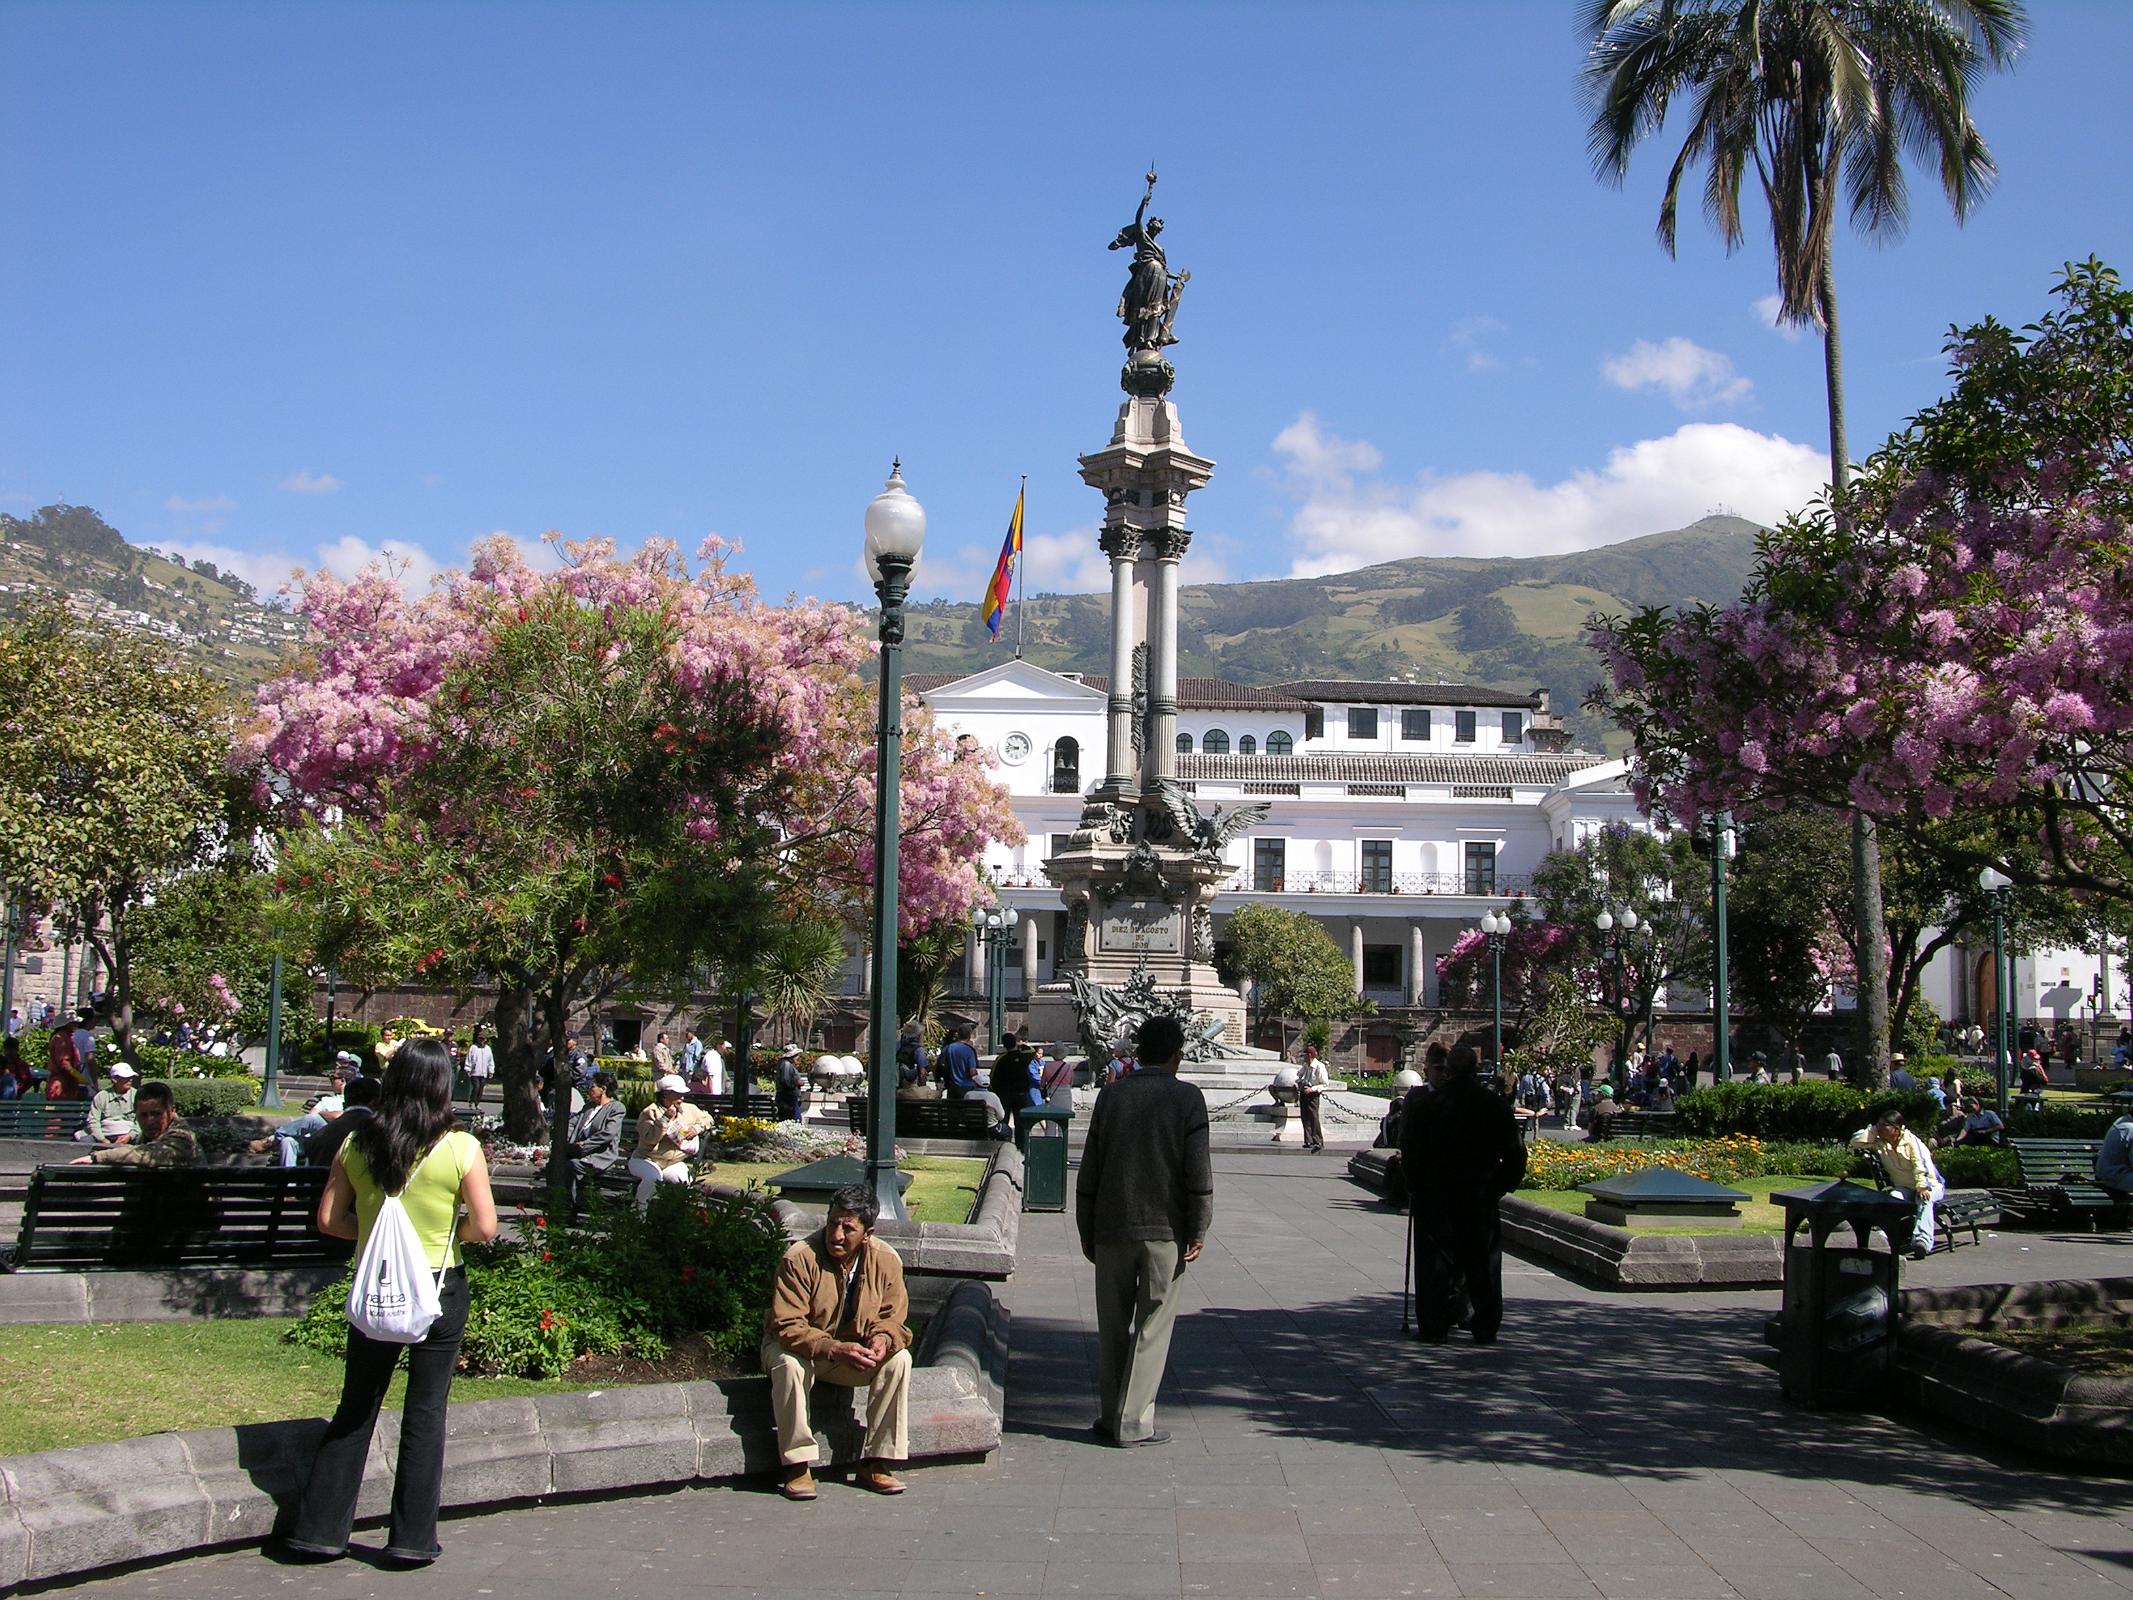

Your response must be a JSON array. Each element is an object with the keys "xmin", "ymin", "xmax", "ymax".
[
  {"xmin": 600, "ymin": 1056, "xmax": 655, "ymax": 1082},
  {"xmin": 318, "ymin": 1023, "xmax": 379, "ymax": 1072},
  {"xmin": 1936, "ymin": 1145, "xmax": 2018, "ymax": 1188},
  {"xmin": 287, "ymin": 1184, "xmax": 787, "ymax": 1378},
  {"xmin": 2006, "ymin": 1104, "xmax": 2123, "ymax": 1138},
  {"xmin": 164, "ymin": 1078, "xmax": 261, "ymax": 1117},
  {"xmin": 615, "ymin": 1079, "xmax": 657, "ymax": 1115},
  {"xmin": 134, "ymin": 1041, "xmax": 253, "ymax": 1081},
  {"xmin": 1675, "ymin": 1081, "xmax": 1941, "ymax": 1142}
]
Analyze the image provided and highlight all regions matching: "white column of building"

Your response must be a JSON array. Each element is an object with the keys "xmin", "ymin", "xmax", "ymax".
[
  {"xmin": 1101, "ymin": 527, "xmax": 1139, "ymax": 790},
  {"xmin": 1350, "ymin": 918, "xmax": 1365, "ymax": 997},
  {"xmin": 1020, "ymin": 912, "xmax": 1039, "ymax": 999},
  {"xmin": 1409, "ymin": 924, "xmax": 1428, "ymax": 1006},
  {"xmin": 1148, "ymin": 529, "xmax": 1188, "ymax": 782},
  {"xmin": 966, "ymin": 931, "xmax": 982, "ymax": 995}
]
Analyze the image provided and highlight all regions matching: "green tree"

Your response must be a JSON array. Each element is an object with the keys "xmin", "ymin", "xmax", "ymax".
[
  {"xmin": 0, "ymin": 612, "xmax": 243, "ymax": 1062},
  {"xmin": 896, "ymin": 917, "xmax": 969, "ymax": 1035},
  {"xmin": 731, "ymin": 917, "xmax": 850, "ymax": 1048},
  {"xmin": 128, "ymin": 863, "xmax": 318, "ymax": 1057},
  {"xmin": 1503, "ymin": 971, "xmax": 1614, "ymax": 1086},
  {"xmin": 1728, "ymin": 811, "xmax": 1850, "ymax": 1065},
  {"xmin": 1223, "ymin": 904, "xmax": 1363, "ymax": 1054},
  {"xmin": 1585, "ymin": 0, "xmax": 2027, "ymax": 1083},
  {"xmin": 1529, "ymin": 824, "xmax": 1712, "ymax": 1062}
]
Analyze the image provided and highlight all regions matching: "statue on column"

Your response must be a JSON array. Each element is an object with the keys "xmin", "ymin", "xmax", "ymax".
[{"xmin": 1110, "ymin": 171, "xmax": 1190, "ymax": 352}]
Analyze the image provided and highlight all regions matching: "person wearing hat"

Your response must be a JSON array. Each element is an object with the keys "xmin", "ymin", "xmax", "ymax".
[
  {"xmin": 79, "ymin": 1061, "xmax": 140, "ymax": 1145},
  {"xmin": 1588, "ymin": 1081, "xmax": 1622, "ymax": 1138},
  {"xmin": 1888, "ymin": 1053, "xmax": 1916, "ymax": 1091},
  {"xmin": 774, "ymin": 1044, "xmax": 808, "ymax": 1122},
  {"xmin": 628, "ymin": 1074, "xmax": 713, "ymax": 1209}
]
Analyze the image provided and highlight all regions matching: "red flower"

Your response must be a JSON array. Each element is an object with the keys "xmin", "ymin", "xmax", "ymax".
[
  {"xmin": 539, "ymin": 1308, "xmax": 555, "ymax": 1331},
  {"xmin": 541, "ymin": 1250, "xmax": 553, "ymax": 1263},
  {"xmin": 533, "ymin": 1216, "xmax": 547, "ymax": 1229},
  {"xmin": 680, "ymin": 1265, "xmax": 696, "ymax": 1284}
]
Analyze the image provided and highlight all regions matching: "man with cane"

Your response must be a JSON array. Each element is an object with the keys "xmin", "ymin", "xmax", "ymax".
[{"xmin": 1399, "ymin": 1043, "xmax": 1524, "ymax": 1343}]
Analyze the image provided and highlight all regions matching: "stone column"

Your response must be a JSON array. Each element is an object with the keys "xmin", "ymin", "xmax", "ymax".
[
  {"xmin": 1147, "ymin": 528, "xmax": 1189, "ymax": 783},
  {"xmin": 1101, "ymin": 526, "xmax": 1140, "ymax": 790},
  {"xmin": 1409, "ymin": 924, "xmax": 1428, "ymax": 1007},
  {"xmin": 1020, "ymin": 912, "xmax": 1039, "ymax": 999},
  {"xmin": 1350, "ymin": 918, "xmax": 1365, "ymax": 998},
  {"xmin": 965, "ymin": 931, "xmax": 982, "ymax": 996}
]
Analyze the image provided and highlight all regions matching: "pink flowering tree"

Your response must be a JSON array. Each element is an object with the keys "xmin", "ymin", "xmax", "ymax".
[
  {"xmin": 253, "ymin": 534, "xmax": 1020, "ymax": 1179},
  {"xmin": 1434, "ymin": 920, "xmax": 1575, "ymax": 1019},
  {"xmin": 1591, "ymin": 262, "xmax": 2133, "ymax": 1073}
]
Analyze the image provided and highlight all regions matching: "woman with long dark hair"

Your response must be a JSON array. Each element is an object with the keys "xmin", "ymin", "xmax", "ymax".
[{"xmin": 284, "ymin": 1035, "xmax": 497, "ymax": 1566}]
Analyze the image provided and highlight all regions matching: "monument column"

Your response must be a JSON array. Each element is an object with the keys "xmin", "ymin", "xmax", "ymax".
[
  {"xmin": 1020, "ymin": 913, "xmax": 1040, "ymax": 998},
  {"xmin": 1349, "ymin": 919, "xmax": 1365, "ymax": 998},
  {"xmin": 1101, "ymin": 526, "xmax": 1140, "ymax": 790},
  {"xmin": 1409, "ymin": 924, "xmax": 1428, "ymax": 1006},
  {"xmin": 1147, "ymin": 528, "xmax": 1188, "ymax": 784}
]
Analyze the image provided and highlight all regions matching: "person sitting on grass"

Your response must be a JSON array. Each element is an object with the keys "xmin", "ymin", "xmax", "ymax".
[
  {"xmin": 68, "ymin": 1080, "xmax": 197, "ymax": 1167},
  {"xmin": 304, "ymin": 1074, "xmax": 381, "ymax": 1168},
  {"xmin": 1849, "ymin": 1109, "xmax": 1944, "ymax": 1260},
  {"xmin": 249, "ymin": 1061, "xmax": 355, "ymax": 1166},
  {"xmin": 761, "ymin": 1181, "xmax": 911, "ymax": 1502}
]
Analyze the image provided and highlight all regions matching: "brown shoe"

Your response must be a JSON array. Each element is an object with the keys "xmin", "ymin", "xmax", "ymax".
[
  {"xmin": 853, "ymin": 1465, "xmax": 906, "ymax": 1495},
  {"xmin": 779, "ymin": 1466, "xmax": 817, "ymax": 1501}
]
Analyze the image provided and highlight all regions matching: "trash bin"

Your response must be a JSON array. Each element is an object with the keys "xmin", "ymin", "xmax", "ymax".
[
  {"xmin": 1014, "ymin": 1104, "xmax": 1073, "ymax": 1213},
  {"xmin": 1772, "ymin": 1180, "xmax": 1913, "ymax": 1406}
]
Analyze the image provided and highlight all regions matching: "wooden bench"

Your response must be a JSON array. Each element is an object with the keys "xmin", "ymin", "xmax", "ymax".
[
  {"xmin": 2011, "ymin": 1138, "xmax": 2127, "ymax": 1230},
  {"xmin": 1593, "ymin": 1110, "xmax": 1677, "ymax": 1141},
  {"xmin": 1937, "ymin": 1190, "xmax": 1998, "ymax": 1250},
  {"xmin": 846, "ymin": 1096, "xmax": 997, "ymax": 1141},
  {"xmin": 686, "ymin": 1091, "xmax": 783, "ymax": 1121},
  {"xmin": 3, "ymin": 1165, "xmax": 350, "ymax": 1272},
  {"xmin": 0, "ymin": 1101, "xmax": 90, "ymax": 1140}
]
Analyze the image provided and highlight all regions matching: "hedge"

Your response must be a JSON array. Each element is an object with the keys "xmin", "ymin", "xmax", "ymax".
[
  {"xmin": 1675, "ymin": 1081, "xmax": 1944, "ymax": 1142},
  {"xmin": 163, "ymin": 1078, "xmax": 262, "ymax": 1117}
]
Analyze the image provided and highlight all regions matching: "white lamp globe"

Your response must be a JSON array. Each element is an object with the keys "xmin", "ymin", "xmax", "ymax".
[
  {"xmin": 1596, "ymin": 910, "xmax": 1614, "ymax": 933},
  {"xmin": 863, "ymin": 460, "xmax": 927, "ymax": 585},
  {"xmin": 1978, "ymin": 866, "xmax": 2012, "ymax": 893},
  {"xmin": 1620, "ymin": 907, "xmax": 1640, "ymax": 932}
]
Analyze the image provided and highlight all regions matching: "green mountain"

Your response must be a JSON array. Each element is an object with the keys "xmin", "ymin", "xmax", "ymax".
[
  {"xmin": 0, "ymin": 504, "xmax": 302, "ymax": 685},
  {"xmin": 900, "ymin": 514, "xmax": 1767, "ymax": 749}
]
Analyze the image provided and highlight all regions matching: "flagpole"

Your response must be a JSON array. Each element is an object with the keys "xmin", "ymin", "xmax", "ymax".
[{"xmin": 1015, "ymin": 476, "xmax": 1027, "ymax": 660}]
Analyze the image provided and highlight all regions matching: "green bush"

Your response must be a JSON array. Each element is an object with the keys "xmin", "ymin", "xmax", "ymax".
[
  {"xmin": 615, "ymin": 1080, "xmax": 658, "ymax": 1115},
  {"xmin": 599, "ymin": 1056, "xmax": 655, "ymax": 1082},
  {"xmin": 318, "ymin": 1023, "xmax": 379, "ymax": 1073},
  {"xmin": 164, "ymin": 1078, "xmax": 262, "ymax": 1117},
  {"xmin": 287, "ymin": 1184, "xmax": 786, "ymax": 1378},
  {"xmin": 1675, "ymin": 1081, "xmax": 1942, "ymax": 1142},
  {"xmin": 2006, "ymin": 1104, "xmax": 2123, "ymax": 1138},
  {"xmin": 1936, "ymin": 1144, "xmax": 2019, "ymax": 1188}
]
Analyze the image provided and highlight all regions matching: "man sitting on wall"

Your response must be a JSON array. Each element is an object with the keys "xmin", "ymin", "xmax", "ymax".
[{"xmin": 761, "ymin": 1182, "xmax": 912, "ymax": 1502}]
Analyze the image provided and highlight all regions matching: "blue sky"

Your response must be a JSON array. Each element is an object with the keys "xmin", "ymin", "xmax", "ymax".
[{"xmin": 5, "ymin": 1, "xmax": 2130, "ymax": 609}]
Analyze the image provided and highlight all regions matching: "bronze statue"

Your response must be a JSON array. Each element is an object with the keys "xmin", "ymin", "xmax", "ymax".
[{"xmin": 1110, "ymin": 171, "xmax": 1190, "ymax": 352}]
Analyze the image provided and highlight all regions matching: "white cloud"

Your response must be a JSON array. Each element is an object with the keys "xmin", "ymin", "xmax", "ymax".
[
  {"xmin": 1272, "ymin": 415, "xmax": 1827, "ymax": 575},
  {"xmin": 164, "ymin": 493, "xmax": 237, "ymax": 515},
  {"xmin": 315, "ymin": 535, "xmax": 443, "ymax": 591},
  {"xmin": 1445, "ymin": 315, "xmax": 1510, "ymax": 373},
  {"xmin": 1602, "ymin": 337, "xmax": 1753, "ymax": 410},
  {"xmin": 1270, "ymin": 413, "xmax": 1384, "ymax": 483},
  {"xmin": 160, "ymin": 540, "xmax": 306, "ymax": 598},
  {"xmin": 1753, "ymin": 294, "xmax": 1809, "ymax": 342},
  {"xmin": 279, "ymin": 469, "xmax": 343, "ymax": 496}
]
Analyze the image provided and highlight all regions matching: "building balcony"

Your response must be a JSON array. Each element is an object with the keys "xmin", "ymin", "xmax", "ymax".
[{"xmin": 1226, "ymin": 871, "xmax": 1535, "ymax": 899}]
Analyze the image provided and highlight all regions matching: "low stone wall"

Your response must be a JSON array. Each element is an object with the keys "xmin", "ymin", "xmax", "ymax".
[
  {"xmin": 0, "ymin": 1263, "xmax": 345, "ymax": 1325},
  {"xmin": 1498, "ymin": 1196, "xmax": 1784, "ymax": 1289},
  {"xmin": 1888, "ymin": 1275, "xmax": 2133, "ymax": 1465},
  {"xmin": 867, "ymin": 1142, "xmax": 1022, "ymax": 1280},
  {"xmin": 0, "ymin": 1276, "xmax": 1009, "ymax": 1590}
]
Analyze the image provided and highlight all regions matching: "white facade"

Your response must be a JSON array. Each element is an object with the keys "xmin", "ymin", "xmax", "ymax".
[{"xmin": 907, "ymin": 661, "xmax": 1643, "ymax": 1035}]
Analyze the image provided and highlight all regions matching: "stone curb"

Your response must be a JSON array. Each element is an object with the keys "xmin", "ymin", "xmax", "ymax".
[
  {"xmin": 0, "ymin": 1264, "xmax": 347, "ymax": 1325},
  {"xmin": 864, "ymin": 1142, "xmax": 1023, "ymax": 1281},
  {"xmin": 0, "ymin": 1277, "xmax": 1008, "ymax": 1589},
  {"xmin": 1498, "ymin": 1195, "xmax": 1784, "ymax": 1287},
  {"xmin": 1895, "ymin": 1322, "xmax": 2133, "ymax": 1464}
]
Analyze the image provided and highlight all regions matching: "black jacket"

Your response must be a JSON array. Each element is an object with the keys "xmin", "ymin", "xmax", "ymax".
[{"xmin": 1399, "ymin": 1072, "xmax": 1525, "ymax": 1210}]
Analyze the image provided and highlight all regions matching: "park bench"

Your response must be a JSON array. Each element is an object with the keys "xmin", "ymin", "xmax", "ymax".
[
  {"xmin": 686, "ymin": 1091, "xmax": 784, "ymax": 1121},
  {"xmin": 1936, "ymin": 1190, "xmax": 1998, "ymax": 1250},
  {"xmin": 2011, "ymin": 1138, "xmax": 2126, "ymax": 1230},
  {"xmin": 0, "ymin": 1101, "xmax": 90, "ymax": 1140},
  {"xmin": 2, "ymin": 1164, "xmax": 349, "ymax": 1272},
  {"xmin": 846, "ymin": 1095, "xmax": 997, "ymax": 1142},
  {"xmin": 1593, "ymin": 1110, "xmax": 1677, "ymax": 1141}
]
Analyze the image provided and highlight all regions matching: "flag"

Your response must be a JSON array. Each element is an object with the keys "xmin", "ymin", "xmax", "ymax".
[{"xmin": 981, "ymin": 486, "xmax": 1024, "ymax": 641}]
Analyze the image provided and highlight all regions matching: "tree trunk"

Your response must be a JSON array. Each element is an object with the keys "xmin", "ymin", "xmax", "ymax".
[
  {"xmin": 544, "ymin": 978, "xmax": 577, "ymax": 1216},
  {"xmin": 492, "ymin": 982, "xmax": 543, "ymax": 1141},
  {"xmin": 1817, "ymin": 251, "xmax": 1892, "ymax": 1089}
]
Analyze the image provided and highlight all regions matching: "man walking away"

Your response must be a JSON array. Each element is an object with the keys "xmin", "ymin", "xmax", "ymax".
[
  {"xmin": 1296, "ymin": 1045, "xmax": 1329, "ymax": 1152},
  {"xmin": 941, "ymin": 1026, "xmax": 981, "ymax": 1101},
  {"xmin": 991, "ymin": 1031, "xmax": 1038, "ymax": 1111},
  {"xmin": 1076, "ymin": 1013, "xmax": 1212, "ymax": 1448},
  {"xmin": 1399, "ymin": 1043, "xmax": 1525, "ymax": 1344}
]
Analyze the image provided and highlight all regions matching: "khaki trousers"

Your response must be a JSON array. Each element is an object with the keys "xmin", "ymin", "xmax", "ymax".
[
  {"xmin": 1093, "ymin": 1238, "xmax": 1186, "ymax": 1443},
  {"xmin": 760, "ymin": 1339, "xmax": 910, "ymax": 1466}
]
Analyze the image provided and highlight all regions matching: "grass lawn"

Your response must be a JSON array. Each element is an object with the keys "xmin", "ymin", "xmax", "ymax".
[
  {"xmin": 0, "ymin": 1319, "xmax": 608, "ymax": 1456},
  {"xmin": 1514, "ymin": 1173, "xmax": 1808, "ymax": 1235},
  {"xmin": 702, "ymin": 1155, "xmax": 985, "ymax": 1223}
]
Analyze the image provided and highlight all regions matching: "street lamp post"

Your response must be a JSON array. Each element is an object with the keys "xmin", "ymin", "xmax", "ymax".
[
  {"xmin": 260, "ymin": 950, "xmax": 286, "ymax": 1109},
  {"xmin": 1979, "ymin": 866, "xmax": 2013, "ymax": 1111},
  {"xmin": 0, "ymin": 892, "xmax": 19, "ymax": 1035},
  {"xmin": 1480, "ymin": 908, "xmax": 1511, "ymax": 1072},
  {"xmin": 862, "ymin": 461, "xmax": 926, "ymax": 1224},
  {"xmin": 1596, "ymin": 906, "xmax": 1639, "ymax": 1090},
  {"xmin": 978, "ymin": 908, "xmax": 1010, "ymax": 1050}
]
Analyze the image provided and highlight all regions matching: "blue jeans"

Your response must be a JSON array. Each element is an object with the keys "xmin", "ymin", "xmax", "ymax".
[
  {"xmin": 287, "ymin": 1267, "xmax": 469, "ymax": 1561},
  {"xmin": 276, "ymin": 1112, "xmax": 328, "ymax": 1166}
]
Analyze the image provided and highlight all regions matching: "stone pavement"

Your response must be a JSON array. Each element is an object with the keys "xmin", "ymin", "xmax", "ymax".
[{"xmin": 60, "ymin": 1147, "xmax": 2133, "ymax": 1599}]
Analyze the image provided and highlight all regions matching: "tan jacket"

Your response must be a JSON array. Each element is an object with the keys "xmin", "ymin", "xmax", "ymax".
[
  {"xmin": 634, "ymin": 1102, "xmax": 712, "ymax": 1170},
  {"xmin": 764, "ymin": 1233, "xmax": 912, "ymax": 1362}
]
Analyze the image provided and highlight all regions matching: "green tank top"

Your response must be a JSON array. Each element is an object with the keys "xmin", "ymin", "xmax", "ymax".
[{"xmin": 341, "ymin": 1130, "xmax": 480, "ymax": 1270}]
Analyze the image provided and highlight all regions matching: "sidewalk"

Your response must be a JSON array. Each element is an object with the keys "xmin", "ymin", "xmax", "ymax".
[{"xmin": 63, "ymin": 1147, "xmax": 2133, "ymax": 1599}]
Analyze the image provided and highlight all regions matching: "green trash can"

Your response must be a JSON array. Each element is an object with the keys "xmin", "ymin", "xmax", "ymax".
[{"xmin": 1014, "ymin": 1104, "xmax": 1073, "ymax": 1213}]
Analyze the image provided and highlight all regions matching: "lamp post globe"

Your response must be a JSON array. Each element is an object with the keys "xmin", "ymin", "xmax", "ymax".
[{"xmin": 862, "ymin": 461, "xmax": 925, "ymax": 1223}]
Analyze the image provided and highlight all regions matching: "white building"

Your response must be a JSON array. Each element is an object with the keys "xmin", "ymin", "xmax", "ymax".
[{"xmin": 905, "ymin": 660, "xmax": 1643, "ymax": 1064}]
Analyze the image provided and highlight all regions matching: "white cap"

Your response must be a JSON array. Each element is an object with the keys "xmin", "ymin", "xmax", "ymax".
[
  {"xmin": 780, "ymin": 1044, "xmax": 803, "ymax": 1059},
  {"xmin": 109, "ymin": 1062, "xmax": 138, "ymax": 1079},
  {"xmin": 655, "ymin": 1074, "xmax": 688, "ymax": 1095}
]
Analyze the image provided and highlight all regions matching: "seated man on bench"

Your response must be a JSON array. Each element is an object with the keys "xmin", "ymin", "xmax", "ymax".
[
  {"xmin": 2099, "ymin": 1109, "xmax": 2133, "ymax": 1203},
  {"xmin": 761, "ymin": 1182, "xmax": 911, "ymax": 1502},
  {"xmin": 67, "ymin": 1080, "xmax": 198, "ymax": 1167},
  {"xmin": 1850, "ymin": 1109, "xmax": 1944, "ymax": 1259}
]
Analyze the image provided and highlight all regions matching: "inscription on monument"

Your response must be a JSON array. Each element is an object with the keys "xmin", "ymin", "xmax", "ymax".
[{"xmin": 1098, "ymin": 900, "xmax": 1180, "ymax": 955}]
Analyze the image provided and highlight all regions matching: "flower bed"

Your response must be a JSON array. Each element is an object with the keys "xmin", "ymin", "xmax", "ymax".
[{"xmin": 1522, "ymin": 1135, "xmax": 1856, "ymax": 1191}]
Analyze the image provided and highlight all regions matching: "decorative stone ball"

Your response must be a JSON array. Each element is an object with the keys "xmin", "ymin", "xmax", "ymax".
[
  {"xmin": 1393, "ymin": 1069, "xmax": 1423, "ymax": 1091},
  {"xmin": 1271, "ymin": 1065, "xmax": 1300, "ymax": 1089}
]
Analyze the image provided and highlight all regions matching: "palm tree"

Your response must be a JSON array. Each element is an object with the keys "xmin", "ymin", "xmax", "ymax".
[
  {"xmin": 1583, "ymin": 0, "xmax": 2025, "ymax": 1083},
  {"xmin": 736, "ymin": 918, "xmax": 848, "ymax": 1047}
]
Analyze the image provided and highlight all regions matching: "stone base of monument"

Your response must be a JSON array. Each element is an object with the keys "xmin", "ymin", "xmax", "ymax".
[{"xmin": 1258, "ymin": 1100, "xmax": 1303, "ymax": 1143}]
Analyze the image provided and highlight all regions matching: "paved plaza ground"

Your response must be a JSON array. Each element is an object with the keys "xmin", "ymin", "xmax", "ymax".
[{"xmin": 46, "ymin": 1146, "xmax": 2133, "ymax": 1599}]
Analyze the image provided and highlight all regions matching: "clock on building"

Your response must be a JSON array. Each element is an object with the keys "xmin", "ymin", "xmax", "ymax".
[{"xmin": 1000, "ymin": 731, "xmax": 1032, "ymax": 765}]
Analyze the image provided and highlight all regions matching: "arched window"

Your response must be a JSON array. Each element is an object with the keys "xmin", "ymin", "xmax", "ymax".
[
  {"xmin": 1051, "ymin": 735, "xmax": 1080, "ymax": 795},
  {"xmin": 1267, "ymin": 730, "xmax": 1294, "ymax": 755},
  {"xmin": 1202, "ymin": 728, "xmax": 1231, "ymax": 754},
  {"xmin": 1238, "ymin": 734, "xmax": 1257, "ymax": 755},
  {"xmin": 1176, "ymin": 732, "xmax": 1194, "ymax": 754}
]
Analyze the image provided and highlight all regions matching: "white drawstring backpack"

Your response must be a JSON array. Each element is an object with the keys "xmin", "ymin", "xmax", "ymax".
[{"xmin": 346, "ymin": 1139, "xmax": 455, "ymax": 1344}]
